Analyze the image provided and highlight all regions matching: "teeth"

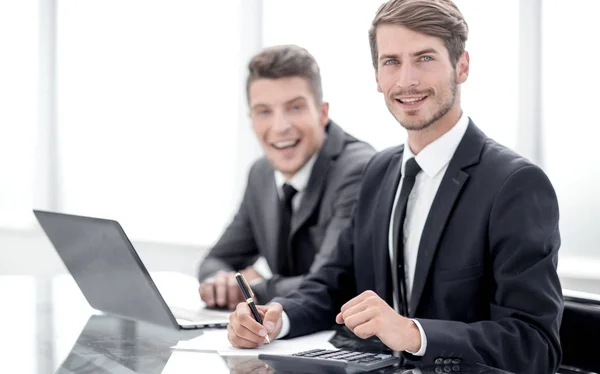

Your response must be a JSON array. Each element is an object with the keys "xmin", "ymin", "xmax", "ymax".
[
  {"xmin": 273, "ymin": 140, "xmax": 298, "ymax": 149},
  {"xmin": 399, "ymin": 96, "xmax": 426, "ymax": 103}
]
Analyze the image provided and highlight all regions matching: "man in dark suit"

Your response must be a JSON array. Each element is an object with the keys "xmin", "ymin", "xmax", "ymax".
[
  {"xmin": 226, "ymin": 1, "xmax": 563, "ymax": 373},
  {"xmin": 198, "ymin": 45, "xmax": 375, "ymax": 309}
]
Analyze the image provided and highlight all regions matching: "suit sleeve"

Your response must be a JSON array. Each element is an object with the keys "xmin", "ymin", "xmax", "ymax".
[
  {"xmin": 253, "ymin": 149, "xmax": 370, "ymax": 302},
  {"xmin": 272, "ymin": 213, "xmax": 358, "ymax": 338},
  {"xmin": 409, "ymin": 165, "xmax": 563, "ymax": 374},
  {"xmin": 269, "ymin": 149, "xmax": 384, "ymax": 337},
  {"xmin": 197, "ymin": 174, "xmax": 260, "ymax": 282}
]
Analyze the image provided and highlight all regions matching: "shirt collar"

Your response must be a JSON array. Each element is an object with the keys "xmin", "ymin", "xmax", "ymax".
[
  {"xmin": 274, "ymin": 152, "xmax": 319, "ymax": 194},
  {"xmin": 401, "ymin": 112, "xmax": 470, "ymax": 178}
]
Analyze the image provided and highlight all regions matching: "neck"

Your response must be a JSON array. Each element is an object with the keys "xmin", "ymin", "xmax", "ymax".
[{"xmin": 407, "ymin": 104, "xmax": 462, "ymax": 154}]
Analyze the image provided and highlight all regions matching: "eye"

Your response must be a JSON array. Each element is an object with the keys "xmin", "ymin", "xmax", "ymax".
[
  {"xmin": 420, "ymin": 56, "xmax": 434, "ymax": 62},
  {"xmin": 384, "ymin": 59, "xmax": 399, "ymax": 66},
  {"xmin": 291, "ymin": 104, "xmax": 302, "ymax": 110},
  {"xmin": 257, "ymin": 109, "xmax": 271, "ymax": 116}
]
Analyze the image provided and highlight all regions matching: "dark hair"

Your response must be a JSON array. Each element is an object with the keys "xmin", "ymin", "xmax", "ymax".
[
  {"xmin": 246, "ymin": 44, "xmax": 323, "ymax": 103},
  {"xmin": 368, "ymin": 0, "xmax": 469, "ymax": 69}
]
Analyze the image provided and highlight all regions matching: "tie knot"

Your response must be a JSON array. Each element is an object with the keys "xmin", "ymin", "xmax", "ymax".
[
  {"xmin": 404, "ymin": 157, "xmax": 421, "ymax": 178},
  {"xmin": 281, "ymin": 183, "xmax": 298, "ymax": 203}
]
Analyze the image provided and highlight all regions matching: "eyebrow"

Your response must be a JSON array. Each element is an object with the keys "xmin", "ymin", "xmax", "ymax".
[
  {"xmin": 250, "ymin": 96, "xmax": 306, "ymax": 110},
  {"xmin": 284, "ymin": 96, "xmax": 307, "ymax": 104},
  {"xmin": 379, "ymin": 48, "xmax": 440, "ymax": 62},
  {"xmin": 411, "ymin": 48, "xmax": 439, "ymax": 57}
]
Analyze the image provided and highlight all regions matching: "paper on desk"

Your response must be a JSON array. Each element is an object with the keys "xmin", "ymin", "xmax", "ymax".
[
  {"xmin": 161, "ymin": 351, "xmax": 229, "ymax": 374},
  {"xmin": 172, "ymin": 328, "xmax": 336, "ymax": 356}
]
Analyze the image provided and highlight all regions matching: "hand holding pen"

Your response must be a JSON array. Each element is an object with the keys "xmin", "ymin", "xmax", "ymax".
[
  {"xmin": 235, "ymin": 272, "xmax": 270, "ymax": 344},
  {"xmin": 226, "ymin": 273, "xmax": 284, "ymax": 348}
]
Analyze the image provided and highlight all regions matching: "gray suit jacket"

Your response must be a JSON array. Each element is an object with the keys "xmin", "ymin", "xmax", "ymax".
[{"xmin": 198, "ymin": 120, "xmax": 375, "ymax": 302}]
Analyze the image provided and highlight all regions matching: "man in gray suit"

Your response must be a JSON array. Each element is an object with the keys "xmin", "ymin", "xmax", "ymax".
[{"xmin": 198, "ymin": 45, "xmax": 375, "ymax": 309}]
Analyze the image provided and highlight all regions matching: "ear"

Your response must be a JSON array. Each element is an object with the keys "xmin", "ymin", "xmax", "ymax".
[
  {"xmin": 456, "ymin": 51, "xmax": 470, "ymax": 84},
  {"xmin": 319, "ymin": 102, "xmax": 330, "ymax": 127},
  {"xmin": 376, "ymin": 71, "xmax": 383, "ymax": 93}
]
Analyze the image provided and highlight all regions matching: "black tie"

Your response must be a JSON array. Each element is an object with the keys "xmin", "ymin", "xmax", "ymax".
[
  {"xmin": 278, "ymin": 183, "xmax": 298, "ymax": 276},
  {"xmin": 392, "ymin": 157, "xmax": 421, "ymax": 317}
]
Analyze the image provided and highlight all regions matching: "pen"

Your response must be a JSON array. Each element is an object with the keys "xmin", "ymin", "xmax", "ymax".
[{"xmin": 234, "ymin": 272, "xmax": 270, "ymax": 344}]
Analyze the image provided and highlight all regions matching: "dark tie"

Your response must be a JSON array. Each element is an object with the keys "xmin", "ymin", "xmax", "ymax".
[
  {"xmin": 278, "ymin": 183, "xmax": 298, "ymax": 276},
  {"xmin": 392, "ymin": 157, "xmax": 421, "ymax": 317}
]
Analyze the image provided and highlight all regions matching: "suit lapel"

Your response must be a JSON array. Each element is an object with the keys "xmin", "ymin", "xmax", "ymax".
[
  {"xmin": 262, "ymin": 173, "xmax": 282, "ymax": 272},
  {"xmin": 409, "ymin": 121, "xmax": 485, "ymax": 316},
  {"xmin": 290, "ymin": 154, "xmax": 330, "ymax": 235},
  {"xmin": 373, "ymin": 150, "xmax": 404, "ymax": 304},
  {"xmin": 290, "ymin": 121, "xmax": 346, "ymax": 236}
]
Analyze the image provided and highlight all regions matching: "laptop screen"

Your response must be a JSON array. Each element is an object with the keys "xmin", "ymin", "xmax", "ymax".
[{"xmin": 34, "ymin": 210, "xmax": 179, "ymax": 329}]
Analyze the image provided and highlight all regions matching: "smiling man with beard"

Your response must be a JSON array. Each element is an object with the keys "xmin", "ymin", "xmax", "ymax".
[
  {"xmin": 226, "ymin": 1, "xmax": 563, "ymax": 373},
  {"xmin": 198, "ymin": 45, "xmax": 375, "ymax": 309}
]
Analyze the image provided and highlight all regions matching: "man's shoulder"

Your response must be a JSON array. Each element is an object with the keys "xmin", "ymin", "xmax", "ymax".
[
  {"xmin": 360, "ymin": 144, "xmax": 404, "ymax": 176},
  {"xmin": 245, "ymin": 156, "xmax": 273, "ymax": 184},
  {"xmin": 478, "ymin": 137, "xmax": 541, "ymax": 177},
  {"xmin": 334, "ymin": 134, "xmax": 376, "ymax": 168}
]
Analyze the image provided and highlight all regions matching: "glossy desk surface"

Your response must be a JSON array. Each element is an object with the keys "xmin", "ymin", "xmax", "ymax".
[{"xmin": 1, "ymin": 273, "xmax": 512, "ymax": 374}]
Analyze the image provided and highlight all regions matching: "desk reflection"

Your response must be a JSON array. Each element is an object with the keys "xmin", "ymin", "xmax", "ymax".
[
  {"xmin": 0, "ymin": 273, "xmax": 513, "ymax": 374},
  {"xmin": 55, "ymin": 314, "xmax": 512, "ymax": 374},
  {"xmin": 56, "ymin": 315, "xmax": 182, "ymax": 374}
]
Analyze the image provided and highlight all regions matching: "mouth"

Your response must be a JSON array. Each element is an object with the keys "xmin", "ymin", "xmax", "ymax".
[
  {"xmin": 395, "ymin": 95, "xmax": 428, "ymax": 108},
  {"xmin": 271, "ymin": 139, "xmax": 300, "ymax": 150}
]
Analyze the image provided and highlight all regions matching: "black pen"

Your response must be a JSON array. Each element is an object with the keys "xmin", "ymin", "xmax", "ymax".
[{"xmin": 235, "ymin": 272, "xmax": 270, "ymax": 344}]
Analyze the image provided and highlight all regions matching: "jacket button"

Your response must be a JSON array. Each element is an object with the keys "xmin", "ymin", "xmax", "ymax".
[
  {"xmin": 452, "ymin": 358, "xmax": 461, "ymax": 365},
  {"xmin": 434, "ymin": 358, "xmax": 444, "ymax": 365},
  {"xmin": 443, "ymin": 358, "xmax": 452, "ymax": 365}
]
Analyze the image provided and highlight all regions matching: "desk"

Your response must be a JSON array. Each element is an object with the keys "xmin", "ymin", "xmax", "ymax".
[{"xmin": 1, "ymin": 274, "xmax": 513, "ymax": 374}]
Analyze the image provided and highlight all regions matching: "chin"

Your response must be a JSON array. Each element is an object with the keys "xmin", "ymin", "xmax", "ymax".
[{"xmin": 272, "ymin": 162, "xmax": 299, "ymax": 175}]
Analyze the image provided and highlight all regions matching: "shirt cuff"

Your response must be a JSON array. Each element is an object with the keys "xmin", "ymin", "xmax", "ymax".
[
  {"xmin": 405, "ymin": 319, "xmax": 427, "ymax": 356},
  {"xmin": 275, "ymin": 310, "xmax": 291, "ymax": 339}
]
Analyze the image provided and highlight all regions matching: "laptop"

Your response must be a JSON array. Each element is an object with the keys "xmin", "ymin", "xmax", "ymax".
[{"xmin": 33, "ymin": 209, "xmax": 230, "ymax": 330}]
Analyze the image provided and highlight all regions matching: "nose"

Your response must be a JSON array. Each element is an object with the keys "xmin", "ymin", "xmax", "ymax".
[
  {"xmin": 396, "ymin": 63, "xmax": 420, "ymax": 89},
  {"xmin": 272, "ymin": 109, "xmax": 292, "ymax": 133}
]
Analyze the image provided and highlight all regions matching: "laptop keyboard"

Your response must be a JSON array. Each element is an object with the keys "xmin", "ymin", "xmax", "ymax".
[{"xmin": 169, "ymin": 306, "xmax": 230, "ymax": 324}]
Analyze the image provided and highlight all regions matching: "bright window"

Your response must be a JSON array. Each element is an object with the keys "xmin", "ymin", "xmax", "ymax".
[
  {"xmin": 542, "ymin": 1, "xmax": 600, "ymax": 269},
  {"xmin": 0, "ymin": 0, "xmax": 38, "ymax": 229},
  {"xmin": 56, "ymin": 1, "xmax": 242, "ymax": 245},
  {"xmin": 262, "ymin": 0, "xmax": 519, "ymax": 151}
]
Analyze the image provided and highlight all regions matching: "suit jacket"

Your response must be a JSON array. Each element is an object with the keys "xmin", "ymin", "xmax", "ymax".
[
  {"xmin": 198, "ymin": 120, "xmax": 375, "ymax": 302},
  {"xmin": 273, "ymin": 121, "xmax": 563, "ymax": 373}
]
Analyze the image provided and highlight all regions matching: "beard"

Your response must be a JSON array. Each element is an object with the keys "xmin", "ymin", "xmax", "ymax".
[{"xmin": 388, "ymin": 74, "xmax": 458, "ymax": 132}]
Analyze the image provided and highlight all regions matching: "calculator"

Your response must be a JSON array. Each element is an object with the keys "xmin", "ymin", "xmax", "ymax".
[{"xmin": 259, "ymin": 348, "xmax": 400, "ymax": 373}]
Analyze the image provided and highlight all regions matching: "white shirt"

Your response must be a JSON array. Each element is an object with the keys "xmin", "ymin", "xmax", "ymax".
[
  {"xmin": 253, "ymin": 153, "xmax": 319, "ymax": 281},
  {"xmin": 274, "ymin": 153, "xmax": 319, "ymax": 212},
  {"xmin": 277, "ymin": 113, "xmax": 470, "ymax": 356},
  {"xmin": 387, "ymin": 112, "xmax": 469, "ymax": 355}
]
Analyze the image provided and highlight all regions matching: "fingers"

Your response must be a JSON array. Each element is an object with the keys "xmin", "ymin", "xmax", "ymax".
[
  {"xmin": 338, "ymin": 302, "xmax": 370, "ymax": 326},
  {"xmin": 227, "ymin": 323, "xmax": 264, "ymax": 348},
  {"xmin": 261, "ymin": 303, "xmax": 283, "ymax": 338},
  {"xmin": 214, "ymin": 272, "xmax": 229, "ymax": 307},
  {"xmin": 227, "ymin": 275, "xmax": 241, "ymax": 310},
  {"xmin": 227, "ymin": 302, "xmax": 269, "ymax": 348},
  {"xmin": 352, "ymin": 318, "xmax": 379, "ymax": 339},
  {"xmin": 344, "ymin": 307, "xmax": 377, "ymax": 333},
  {"xmin": 199, "ymin": 282, "xmax": 215, "ymax": 308},
  {"xmin": 337, "ymin": 290, "xmax": 377, "ymax": 323},
  {"xmin": 339, "ymin": 290, "xmax": 376, "ymax": 315}
]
